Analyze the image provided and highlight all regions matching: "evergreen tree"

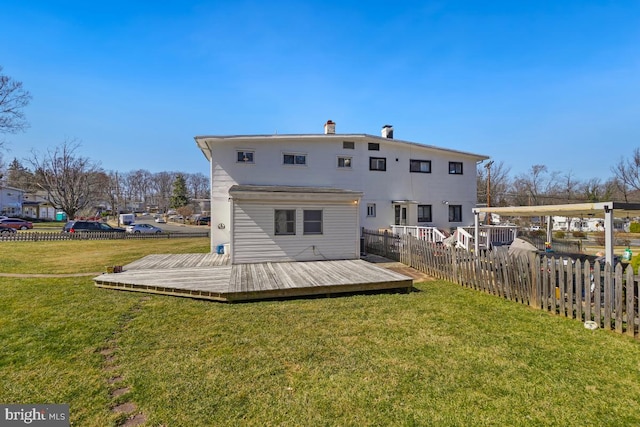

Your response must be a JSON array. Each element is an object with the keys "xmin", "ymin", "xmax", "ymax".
[
  {"xmin": 6, "ymin": 158, "xmax": 35, "ymax": 191},
  {"xmin": 169, "ymin": 173, "xmax": 190, "ymax": 209}
]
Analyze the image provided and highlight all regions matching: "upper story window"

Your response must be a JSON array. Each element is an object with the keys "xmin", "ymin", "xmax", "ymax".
[
  {"xmin": 418, "ymin": 205, "xmax": 432, "ymax": 222},
  {"xmin": 283, "ymin": 153, "xmax": 307, "ymax": 166},
  {"xmin": 343, "ymin": 141, "xmax": 355, "ymax": 149},
  {"xmin": 369, "ymin": 157, "xmax": 386, "ymax": 171},
  {"xmin": 303, "ymin": 210, "xmax": 323, "ymax": 235},
  {"xmin": 337, "ymin": 156, "xmax": 352, "ymax": 168},
  {"xmin": 274, "ymin": 209, "xmax": 296, "ymax": 235},
  {"xmin": 449, "ymin": 205, "xmax": 462, "ymax": 222},
  {"xmin": 410, "ymin": 159, "xmax": 431, "ymax": 173},
  {"xmin": 449, "ymin": 162, "xmax": 463, "ymax": 174},
  {"xmin": 368, "ymin": 142, "xmax": 380, "ymax": 151},
  {"xmin": 236, "ymin": 150, "xmax": 254, "ymax": 164}
]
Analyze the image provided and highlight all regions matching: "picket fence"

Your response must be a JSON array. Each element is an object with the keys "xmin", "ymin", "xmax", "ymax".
[
  {"xmin": 363, "ymin": 229, "xmax": 639, "ymax": 339},
  {"xmin": 0, "ymin": 231, "xmax": 209, "ymax": 242}
]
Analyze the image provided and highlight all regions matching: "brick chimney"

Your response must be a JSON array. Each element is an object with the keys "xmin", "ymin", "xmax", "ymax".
[
  {"xmin": 381, "ymin": 124, "xmax": 394, "ymax": 139},
  {"xmin": 324, "ymin": 120, "xmax": 336, "ymax": 134}
]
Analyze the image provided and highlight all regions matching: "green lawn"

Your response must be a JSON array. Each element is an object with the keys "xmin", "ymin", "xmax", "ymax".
[
  {"xmin": 2, "ymin": 239, "xmax": 640, "ymax": 426},
  {"xmin": 0, "ymin": 238, "xmax": 209, "ymax": 274}
]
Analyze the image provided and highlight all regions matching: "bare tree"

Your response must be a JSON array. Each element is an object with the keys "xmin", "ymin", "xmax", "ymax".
[
  {"xmin": 0, "ymin": 66, "xmax": 32, "ymax": 137},
  {"xmin": 512, "ymin": 164, "xmax": 561, "ymax": 205},
  {"xmin": 28, "ymin": 141, "xmax": 103, "ymax": 219},
  {"xmin": 580, "ymin": 177, "xmax": 617, "ymax": 202},
  {"xmin": 186, "ymin": 172, "xmax": 210, "ymax": 199},
  {"xmin": 611, "ymin": 148, "xmax": 640, "ymax": 200},
  {"xmin": 151, "ymin": 171, "xmax": 175, "ymax": 213},
  {"xmin": 477, "ymin": 161, "xmax": 511, "ymax": 207}
]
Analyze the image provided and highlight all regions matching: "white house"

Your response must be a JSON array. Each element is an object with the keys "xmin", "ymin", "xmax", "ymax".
[
  {"xmin": 195, "ymin": 121, "xmax": 489, "ymax": 258},
  {"xmin": 0, "ymin": 185, "xmax": 24, "ymax": 217}
]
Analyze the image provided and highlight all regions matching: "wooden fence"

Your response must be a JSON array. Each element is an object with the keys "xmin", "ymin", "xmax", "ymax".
[
  {"xmin": 0, "ymin": 231, "xmax": 209, "ymax": 242},
  {"xmin": 363, "ymin": 229, "xmax": 638, "ymax": 339}
]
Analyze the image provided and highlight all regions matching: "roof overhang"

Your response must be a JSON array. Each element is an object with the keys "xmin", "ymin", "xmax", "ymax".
[
  {"xmin": 472, "ymin": 202, "xmax": 640, "ymax": 219},
  {"xmin": 228, "ymin": 185, "xmax": 363, "ymax": 203},
  {"xmin": 194, "ymin": 134, "xmax": 489, "ymax": 162}
]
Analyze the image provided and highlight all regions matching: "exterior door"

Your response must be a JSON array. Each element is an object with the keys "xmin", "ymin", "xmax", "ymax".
[{"xmin": 394, "ymin": 205, "xmax": 407, "ymax": 226}]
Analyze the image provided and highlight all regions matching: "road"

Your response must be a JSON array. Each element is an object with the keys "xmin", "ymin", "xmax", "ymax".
[{"xmin": 130, "ymin": 215, "xmax": 209, "ymax": 234}]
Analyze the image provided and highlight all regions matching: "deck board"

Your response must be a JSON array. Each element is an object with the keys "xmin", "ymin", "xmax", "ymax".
[{"xmin": 95, "ymin": 255, "xmax": 412, "ymax": 302}]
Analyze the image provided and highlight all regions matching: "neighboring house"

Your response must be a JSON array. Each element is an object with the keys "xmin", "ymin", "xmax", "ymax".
[
  {"xmin": 22, "ymin": 190, "xmax": 56, "ymax": 219},
  {"xmin": 0, "ymin": 185, "xmax": 24, "ymax": 217},
  {"xmin": 195, "ymin": 121, "xmax": 489, "ymax": 260},
  {"xmin": 552, "ymin": 216, "xmax": 628, "ymax": 233}
]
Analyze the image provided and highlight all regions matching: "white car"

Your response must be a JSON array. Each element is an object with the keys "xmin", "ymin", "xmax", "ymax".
[
  {"xmin": 126, "ymin": 223, "xmax": 163, "ymax": 233},
  {"xmin": 155, "ymin": 217, "xmax": 166, "ymax": 223}
]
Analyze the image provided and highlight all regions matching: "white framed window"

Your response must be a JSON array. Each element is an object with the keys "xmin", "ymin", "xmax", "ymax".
[
  {"xmin": 303, "ymin": 210, "xmax": 323, "ymax": 235},
  {"xmin": 275, "ymin": 210, "xmax": 296, "ymax": 235},
  {"xmin": 236, "ymin": 150, "xmax": 254, "ymax": 163},
  {"xmin": 368, "ymin": 142, "xmax": 380, "ymax": 151},
  {"xmin": 337, "ymin": 156, "xmax": 352, "ymax": 168},
  {"xmin": 283, "ymin": 153, "xmax": 307, "ymax": 166},
  {"xmin": 367, "ymin": 203, "xmax": 376, "ymax": 217}
]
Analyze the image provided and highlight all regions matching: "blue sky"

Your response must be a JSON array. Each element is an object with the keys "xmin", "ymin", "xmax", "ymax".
[{"xmin": 1, "ymin": 1, "xmax": 639, "ymax": 180}]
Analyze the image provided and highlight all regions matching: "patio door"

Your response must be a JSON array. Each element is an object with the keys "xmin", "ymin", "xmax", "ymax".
[{"xmin": 394, "ymin": 205, "xmax": 407, "ymax": 226}]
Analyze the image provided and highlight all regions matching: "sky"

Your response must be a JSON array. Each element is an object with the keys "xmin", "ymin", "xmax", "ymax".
[{"xmin": 1, "ymin": 1, "xmax": 639, "ymax": 180}]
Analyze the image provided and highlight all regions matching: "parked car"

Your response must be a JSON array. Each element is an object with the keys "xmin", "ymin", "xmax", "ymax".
[
  {"xmin": 126, "ymin": 223, "xmax": 163, "ymax": 234},
  {"xmin": 195, "ymin": 216, "xmax": 211, "ymax": 225},
  {"xmin": 62, "ymin": 220, "xmax": 125, "ymax": 233},
  {"xmin": 0, "ymin": 225, "xmax": 17, "ymax": 235},
  {"xmin": 155, "ymin": 217, "xmax": 166, "ymax": 223},
  {"xmin": 0, "ymin": 218, "xmax": 33, "ymax": 230}
]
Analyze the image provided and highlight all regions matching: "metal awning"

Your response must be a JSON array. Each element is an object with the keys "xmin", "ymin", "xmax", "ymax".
[{"xmin": 472, "ymin": 201, "xmax": 640, "ymax": 265}]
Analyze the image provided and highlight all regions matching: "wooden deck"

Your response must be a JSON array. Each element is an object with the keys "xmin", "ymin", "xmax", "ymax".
[{"xmin": 93, "ymin": 254, "xmax": 413, "ymax": 302}]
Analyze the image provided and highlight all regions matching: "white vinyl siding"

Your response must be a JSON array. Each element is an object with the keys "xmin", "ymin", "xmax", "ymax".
[{"xmin": 232, "ymin": 202, "xmax": 358, "ymax": 263}]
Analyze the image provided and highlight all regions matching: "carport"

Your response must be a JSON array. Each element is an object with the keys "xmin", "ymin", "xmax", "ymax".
[{"xmin": 472, "ymin": 201, "xmax": 640, "ymax": 265}]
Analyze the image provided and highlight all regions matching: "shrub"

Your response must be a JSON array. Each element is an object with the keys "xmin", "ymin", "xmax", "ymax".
[
  {"xmin": 554, "ymin": 231, "xmax": 566, "ymax": 239},
  {"xmin": 572, "ymin": 231, "xmax": 586, "ymax": 238},
  {"xmin": 630, "ymin": 222, "xmax": 640, "ymax": 233}
]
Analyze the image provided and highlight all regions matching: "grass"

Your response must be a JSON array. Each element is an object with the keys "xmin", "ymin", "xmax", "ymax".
[
  {"xmin": 2, "ymin": 240, "xmax": 640, "ymax": 425},
  {"xmin": 0, "ymin": 238, "xmax": 209, "ymax": 274}
]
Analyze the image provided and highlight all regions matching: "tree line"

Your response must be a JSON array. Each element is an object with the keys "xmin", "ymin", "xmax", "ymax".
[
  {"xmin": 3, "ymin": 141, "xmax": 209, "ymax": 219},
  {"xmin": 476, "ymin": 156, "xmax": 640, "ymax": 208}
]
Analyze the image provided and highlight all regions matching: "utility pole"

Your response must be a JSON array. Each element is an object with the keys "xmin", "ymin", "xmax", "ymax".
[{"xmin": 484, "ymin": 160, "xmax": 494, "ymax": 224}]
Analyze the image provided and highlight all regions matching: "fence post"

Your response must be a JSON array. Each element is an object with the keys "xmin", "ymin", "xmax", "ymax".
[{"xmin": 383, "ymin": 230, "xmax": 389, "ymax": 258}]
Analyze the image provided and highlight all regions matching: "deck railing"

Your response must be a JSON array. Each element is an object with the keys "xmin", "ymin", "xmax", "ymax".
[
  {"xmin": 459, "ymin": 225, "xmax": 518, "ymax": 250},
  {"xmin": 389, "ymin": 225, "xmax": 447, "ymax": 243}
]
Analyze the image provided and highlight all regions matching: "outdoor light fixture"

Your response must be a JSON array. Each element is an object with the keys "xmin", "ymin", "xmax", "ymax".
[{"xmin": 442, "ymin": 200, "xmax": 449, "ymax": 205}]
